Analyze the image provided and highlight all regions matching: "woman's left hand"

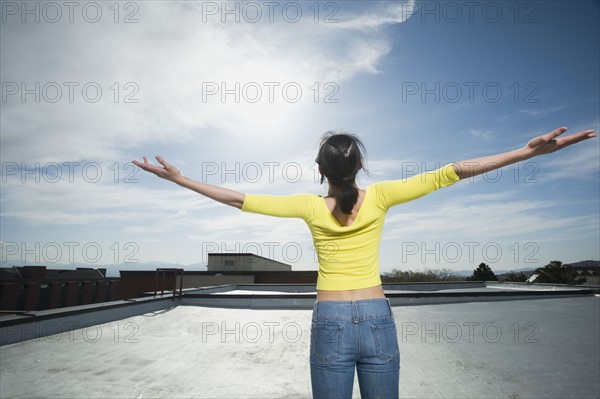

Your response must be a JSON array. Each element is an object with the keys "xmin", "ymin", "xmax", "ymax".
[{"xmin": 524, "ymin": 127, "xmax": 596, "ymax": 157}]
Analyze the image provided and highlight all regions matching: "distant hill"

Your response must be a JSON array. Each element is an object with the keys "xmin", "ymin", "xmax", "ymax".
[
  {"xmin": 453, "ymin": 260, "xmax": 599, "ymax": 277},
  {"xmin": 565, "ymin": 260, "xmax": 600, "ymax": 269}
]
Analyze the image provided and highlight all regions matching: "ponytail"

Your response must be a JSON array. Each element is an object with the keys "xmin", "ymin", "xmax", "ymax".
[{"xmin": 338, "ymin": 178, "xmax": 358, "ymax": 215}]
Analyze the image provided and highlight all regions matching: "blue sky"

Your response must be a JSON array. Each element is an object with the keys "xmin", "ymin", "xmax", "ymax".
[{"xmin": 1, "ymin": 1, "xmax": 599, "ymax": 277}]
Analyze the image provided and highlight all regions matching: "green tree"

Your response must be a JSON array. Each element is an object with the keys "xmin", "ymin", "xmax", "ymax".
[
  {"xmin": 430, "ymin": 268, "xmax": 461, "ymax": 281},
  {"xmin": 503, "ymin": 271, "xmax": 528, "ymax": 282},
  {"xmin": 381, "ymin": 268, "xmax": 463, "ymax": 282},
  {"xmin": 468, "ymin": 263, "xmax": 498, "ymax": 281},
  {"xmin": 533, "ymin": 260, "xmax": 586, "ymax": 284}
]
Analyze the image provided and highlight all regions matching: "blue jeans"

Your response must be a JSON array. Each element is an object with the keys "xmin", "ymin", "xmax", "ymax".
[{"xmin": 310, "ymin": 298, "xmax": 400, "ymax": 399}]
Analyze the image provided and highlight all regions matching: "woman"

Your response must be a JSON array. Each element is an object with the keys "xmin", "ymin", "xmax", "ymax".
[{"xmin": 133, "ymin": 126, "xmax": 595, "ymax": 398}]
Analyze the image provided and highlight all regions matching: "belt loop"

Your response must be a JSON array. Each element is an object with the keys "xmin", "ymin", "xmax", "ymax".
[
  {"xmin": 313, "ymin": 300, "xmax": 318, "ymax": 320},
  {"xmin": 352, "ymin": 301, "xmax": 359, "ymax": 323}
]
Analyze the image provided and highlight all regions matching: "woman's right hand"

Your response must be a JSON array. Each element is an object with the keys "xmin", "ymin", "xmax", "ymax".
[
  {"xmin": 132, "ymin": 155, "xmax": 182, "ymax": 182},
  {"xmin": 132, "ymin": 155, "xmax": 245, "ymax": 208}
]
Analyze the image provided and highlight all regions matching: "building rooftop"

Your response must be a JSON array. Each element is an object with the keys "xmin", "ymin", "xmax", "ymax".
[{"xmin": 1, "ymin": 283, "xmax": 598, "ymax": 398}]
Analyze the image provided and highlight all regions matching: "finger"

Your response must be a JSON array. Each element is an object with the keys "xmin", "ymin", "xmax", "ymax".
[
  {"xmin": 574, "ymin": 129, "xmax": 596, "ymax": 138},
  {"xmin": 155, "ymin": 155, "xmax": 168, "ymax": 168},
  {"xmin": 557, "ymin": 130, "xmax": 597, "ymax": 148},
  {"xmin": 547, "ymin": 126, "xmax": 568, "ymax": 140},
  {"xmin": 529, "ymin": 127, "xmax": 568, "ymax": 148},
  {"xmin": 562, "ymin": 129, "xmax": 596, "ymax": 141},
  {"xmin": 134, "ymin": 163, "xmax": 151, "ymax": 172},
  {"xmin": 133, "ymin": 157, "xmax": 158, "ymax": 173}
]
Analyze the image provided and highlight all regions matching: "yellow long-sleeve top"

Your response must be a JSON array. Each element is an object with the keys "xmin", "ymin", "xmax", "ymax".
[{"xmin": 241, "ymin": 163, "xmax": 461, "ymax": 290}]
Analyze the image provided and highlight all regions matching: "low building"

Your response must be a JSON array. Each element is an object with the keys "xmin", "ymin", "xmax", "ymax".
[{"xmin": 207, "ymin": 253, "xmax": 292, "ymax": 272}]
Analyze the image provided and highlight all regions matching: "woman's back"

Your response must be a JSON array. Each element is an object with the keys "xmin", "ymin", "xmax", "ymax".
[
  {"xmin": 323, "ymin": 188, "xmax": 366, "ymax": 227},
  {"xmin": 240, "ymin": 163, "xmax": 461, "ymax": 290}
]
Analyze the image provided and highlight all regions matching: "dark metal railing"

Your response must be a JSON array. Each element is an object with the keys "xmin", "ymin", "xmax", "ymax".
[
  {"xmin": 154, "ymin": 268, "xmax": 183, "ymax": 300},
  {"xmin": 0, "ymin": 277, "xmax": 120, "ymax": 312}
]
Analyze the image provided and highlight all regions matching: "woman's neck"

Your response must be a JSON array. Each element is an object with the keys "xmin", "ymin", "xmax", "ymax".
[{"xmin": 327, "ymin": 183, "xmax": 359, "ymax": 197}]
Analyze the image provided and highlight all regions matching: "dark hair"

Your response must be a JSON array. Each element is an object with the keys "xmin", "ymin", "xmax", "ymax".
[{"xmin": 315, "ymin": 131, "xmax": 368, "ymax": 215}]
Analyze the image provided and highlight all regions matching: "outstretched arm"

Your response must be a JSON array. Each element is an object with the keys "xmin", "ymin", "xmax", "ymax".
[
  {"xmin": 132, "ymin": 156, "xmax": 245, "ymax": 209},
  {"xmin": 452, "ymin": 127, "xmax": 596, "ymax": 179}
]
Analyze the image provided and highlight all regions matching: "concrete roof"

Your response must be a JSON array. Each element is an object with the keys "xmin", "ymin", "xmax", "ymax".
[{"xmin": 1, "ymin": 294, "xmax": 598, "ymax": 398}]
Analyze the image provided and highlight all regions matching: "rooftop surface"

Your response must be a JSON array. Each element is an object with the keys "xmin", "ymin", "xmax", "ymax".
[{"xmin": 1, "ymin": 292, "xmax": 598, "ymax": 398}]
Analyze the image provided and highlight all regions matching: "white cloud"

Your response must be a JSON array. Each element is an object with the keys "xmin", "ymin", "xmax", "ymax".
[
  {"xmin": 538, "ymin": 143, "xmax": 600, "ymax": 181},
  {"xmin": 1, "ymin": 1, "xmax": 415, "ymax": 164},
  {"xmin": 519, "ymin": 103, "xmax": 569, "ymax": 116},
  {"xmin": 332, "ymin": 1, "xmax": 416, "ymax": 30},
  {"xmin": 383, "ymin": 194, "xmax": 598, "ymax": 243},
  {"xmin": 0, "ymin": 178, "xmax": 211, "ymax": 226},
  {"xmin": 467, "ymin": 128, "xmax": 494, "ymax": 141}
]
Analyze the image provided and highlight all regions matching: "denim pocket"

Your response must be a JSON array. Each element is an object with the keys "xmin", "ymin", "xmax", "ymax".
[
  {"xmin": 310, "ymin": 321, "xmax": 343, "ymax": 364},
  {"xmin": 371, "ymin": 319, "xmax": 400, "ymax": 362}
]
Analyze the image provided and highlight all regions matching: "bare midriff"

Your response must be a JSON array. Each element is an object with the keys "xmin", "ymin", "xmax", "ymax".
[{"xmin": 316, "ymin": 284, "xmax": 385, "ymax": 301}]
